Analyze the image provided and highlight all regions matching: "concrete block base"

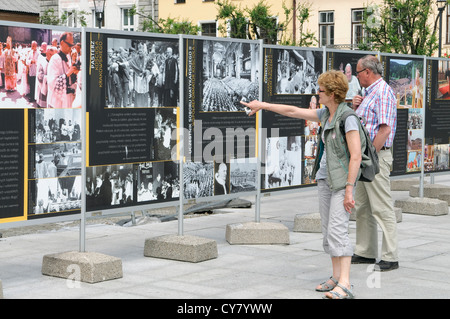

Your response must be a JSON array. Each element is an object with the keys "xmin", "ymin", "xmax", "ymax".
[
  {"xmin": 394, "ymin": 197, "xmax": 448, "ymax": 216},
  {"xmin": 349, "ymin": 207, "xmax": 402, "ymax": 223},
  {"xmin": 0, "ymin": 279, "xmax": 3, "ymax": 299},
  {"xmin": 293, "ymin": 213, "xmax": 321, "ymax": 233},
  {"xmin": 144, "ymin": 235, "xmax": 218, "ymax": 263},
  {"xmin": 41, "ymin": 251, "xmax": 123, "ymax": 284},
  {"xmin": 409, "ymin": 184, "xmax": 450, "ymax": 199},
  {"xmin": 226, "ymin": 222, "xmax": 289, "ymax": 245},
  {"xmin": 391, "ymin": 178, "xmax": 426, "ymax": 191}
]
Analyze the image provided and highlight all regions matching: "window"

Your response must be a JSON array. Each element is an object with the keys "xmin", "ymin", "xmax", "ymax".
[
  {"xmin": 175, "ymin": 0, "xmax": 186, "ymax": 3},
  {"xmin": 122, "ymin": 8, "xmax": 135, "ymax": 31},
  {"xmin": 200, "ymin": 22, "xmax": 217, "ymax": 37},
  {"xmin": 352, "ymin": 9, "xmax": 365, "ymax": 46},
  {"xmin": 63, "ymin": 10, "xmax": 77, "ymax": 27},
  {"xmin": 319, "ymin": 11, "xmax": 334, "ymax": 47}
]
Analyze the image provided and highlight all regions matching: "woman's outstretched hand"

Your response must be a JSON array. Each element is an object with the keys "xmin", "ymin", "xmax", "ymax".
[{"xmin": 240, "ymin": 100, "xmax": 263, "ymax": 116}]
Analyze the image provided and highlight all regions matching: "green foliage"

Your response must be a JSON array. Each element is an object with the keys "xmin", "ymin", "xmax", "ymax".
[
  {"xmin": 360, "ymin": 0, "xmax": 448, "ymax": 56},
  {"xmin": 129, "ymin": 5, "xmax": 200, "ymax": 35},
  {"xmin": 216, "ymin": 0, "xmax": 316, "ymax": 46},
  {"xmin": 40, "ymin": 8, "xmax": 89, "ymax": 27},
  {"xmin": 279, "ymin": 1, "xmax": 317, "ymax": 47},
  {"xmin": 216, "ymin": 0, "xmax": 249, "ymax": 39}
]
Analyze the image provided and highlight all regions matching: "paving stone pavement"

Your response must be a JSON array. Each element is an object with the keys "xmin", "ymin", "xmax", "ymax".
[{"xmin": 1, "ymin": 175, "xmax": 450, "ymax": 300}]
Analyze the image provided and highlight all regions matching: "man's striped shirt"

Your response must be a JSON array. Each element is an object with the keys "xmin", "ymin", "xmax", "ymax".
[{"xmin": 355, "ymin": 78, "xmax": 397, "ymax": 147}]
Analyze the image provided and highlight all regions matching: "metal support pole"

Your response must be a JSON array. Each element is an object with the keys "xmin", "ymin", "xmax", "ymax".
[{"xmin": 80, "ymin": 28, "xmax": 87, "ymax": 252}]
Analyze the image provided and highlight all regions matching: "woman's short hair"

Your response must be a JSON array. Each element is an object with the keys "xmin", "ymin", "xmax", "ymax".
[{"xmin": 317, "ymin": 70, "xmax": 349, "ymax": 104}]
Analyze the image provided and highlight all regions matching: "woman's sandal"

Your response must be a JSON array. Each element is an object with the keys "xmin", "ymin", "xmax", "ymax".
[
  {"xmin": 315, "ymin": 276, "xmax": 338, "ymax": 292},
  {"xmin": 323, "ymin": 283, "xmax": 355, "ymax": 299}
]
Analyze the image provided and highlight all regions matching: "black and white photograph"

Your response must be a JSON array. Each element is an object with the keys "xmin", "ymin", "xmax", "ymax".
[
  {"xmin": 30, "ymin": 142, "xmax": 81, "ymax": 179},
  {"xmin": 106, "ymin": 37, "xmax": 179, "ymax": 108},
  {"xmin": 201, "ymin": 40, "xmax": 259, "ymax": 112},
  {"xmin": 214, "ymin": 161, "xmax": 230, "ymax": 195},
  {"xmin": 137, "ymin": 161, "xmax": 179, "ymax": 203},
  {"xmin": 153, "ymin": 107, "xmax": 177, "ymax": 161},
  {"xmin": 229, "ymin": 157, "xmax": 257, "ymax": 193},
  {"xmin": 407, "ymin": 108, "xmax": 423, "ymax": 130},
  {"xmin": 263, "ymin": 136, "xmax": 302, "ymax": 189},
  {"xmin": 33, "ymin": 108, "xmax": 82, "ymax": 143},
  {"xmin": 276, "ymin": 49, "xmax": 321, "ymax": 95},
  {"xmin": 86, "ymin": 164, "xmax": 134, "ymax": 210},
  {"xmin": 183, "ymin": 161, "xmax": 214, "ymax": 199},
  {"xmin": 29, "ymin": 176, "xmax": 81, "ymax": 216}
]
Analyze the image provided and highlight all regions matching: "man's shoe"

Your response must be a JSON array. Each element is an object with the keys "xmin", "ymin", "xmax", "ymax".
[
  {"xmin": 351, "ymin": 254, "xmax": 376, "ymax": 264},
  {"xmin": 375, "ymin": 260, "xmax": 399, "ymax": 272}
]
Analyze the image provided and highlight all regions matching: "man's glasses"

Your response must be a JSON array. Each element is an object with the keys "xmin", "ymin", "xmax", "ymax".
[
  {"xmin": 356, "ymin": 68, "xmax": 367, "ymax": 75},
  {"xmin": 63, "ymin": 40, "xmax": 74, "ymax": 47}
]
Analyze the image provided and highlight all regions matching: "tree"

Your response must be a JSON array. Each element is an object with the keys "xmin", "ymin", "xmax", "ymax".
[
  {"xmin": 279, "ymin": 1, "xmax": 317, "ymax": 47},
  {"xmin": 216, "ymin": 0, "xmax": 286, "ymax": 44},
  {"xmin": 129, "ymin": 5, "xmax": 200, "ymax": 35},
  {"xmin": 360, "ymin": 0, "xmax": 450, "ymax": 56},
  {"xmin": 40, "ymin": 8, "xmax": 89, "ymax": 27}
]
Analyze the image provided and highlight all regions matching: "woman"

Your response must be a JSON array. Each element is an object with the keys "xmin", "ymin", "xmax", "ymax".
[{"xmin": 242, "ymin": 70, "xmax": 363, "ymax": 299}]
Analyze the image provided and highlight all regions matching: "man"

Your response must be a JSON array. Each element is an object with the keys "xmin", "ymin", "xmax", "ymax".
[
  {"xmin": 214, "ymin": 163, "xmax": 229, "ymax": 195},
  {"xmin": 26, "ymin": 41, "xmax": 40, "ymax": 102},
  {"xmin": 36, "ymin": 44, "xmax": 57, "ymax": 108},
  {"xmin": 47, "ymin": 32, "xmax": 79, "ymax": 108},
  {"xmin": 344, "ymin": 63, "xmax": 361, "ymax": 100},
  {"xmin": 163, "ymin": 46, "xmax": 178, "ymax": 106},
  {"xmin": 351, "ymin": 55, "xmax": 399, "ymax": 271}
]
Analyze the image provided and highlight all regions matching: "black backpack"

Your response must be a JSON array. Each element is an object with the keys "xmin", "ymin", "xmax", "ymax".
[{"xmin": 339, "ymin": 110, "xmax": 380, "ymax": 182}]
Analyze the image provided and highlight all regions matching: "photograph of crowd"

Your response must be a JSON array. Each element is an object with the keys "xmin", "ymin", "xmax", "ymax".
[
  {"xmin": 389, "ymin": 58, "xmax": 424, "ymax": 108},
  {"xmin": 183, "ymin": 161, "xmax": 214, "ymax": 199},
  {"xmin": 263, "ymin": 136, "xmax": 302, "ymax": 189},
  {"xmin": 86, "ymin": 164, "xmax": 134, "ymax": 210},
  {"xmin": 0, "ymin": 26, "xmax": 81, "ymax": 109},
  {"xmin": 407, "ymin": 108, "xmax": 423, "ymax": 130},
  {"xmin": 137, "ymin": 161, "xmax": 179, "ymax": 203},
  {"xmin": 29, "ymin": 176, "xmax": 81, "ymax": 215},
  {"xmin": 33, "ymin": 108, "xmax": 81, "ymax": 143},
  {"xmin": 106, "ymin": 37, "xmax": 179, "ymax": 108},
  {"xmin": 201, "ymin": 40, "xmax": 259, "ymax": 112},
  {"xmin": 276, "ymin": 49, "xmax": 321, "ymax": 95}
]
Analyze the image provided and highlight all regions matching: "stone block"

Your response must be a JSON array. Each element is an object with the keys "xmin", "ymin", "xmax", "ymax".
[
  {"xmin": 144, "ymin": 235, "xmax": 218, "ymax": 263},
  {"xmin": 390, "ymin": 178, "xmax": 426, "ymax": 191},
  {"xmin": 349, "ymin": 207, "xmax": 402, "ymax": 223},
  {"xmin": 438, "ymin": 193, "xmax": 450, "ymax": 205},
  {"xmin": 394, "ymin": 197, "xmax": 448, "ymax": 216},
  {"xmin": 293, "ymin": 213, "xmax": 321, "ymax": 232},
  {"xmin": 42, "ymin": 251, "xmax": 123, "ymax": 284},
  {"xmin": 409, "ymin": 184, "xmax": 450, "ymax": 199},
  {"xmin": 226, "ymin": 222, "xmax": 289, "ymax": 245}
]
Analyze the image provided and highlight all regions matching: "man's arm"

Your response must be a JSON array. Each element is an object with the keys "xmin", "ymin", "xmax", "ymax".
[{"xmin": 373, "ymin": 124, "xmax": 391, "ymax": 152}]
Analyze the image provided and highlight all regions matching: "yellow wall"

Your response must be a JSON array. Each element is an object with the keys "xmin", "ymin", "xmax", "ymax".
[{"xmin": 159, "ymin": 0, "xmax": 447, "ymax": 54}]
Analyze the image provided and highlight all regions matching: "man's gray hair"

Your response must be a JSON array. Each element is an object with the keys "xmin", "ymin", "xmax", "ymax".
[{"xmin": 359, "ymin": 55, "xmax": 383, "ymax": 75}]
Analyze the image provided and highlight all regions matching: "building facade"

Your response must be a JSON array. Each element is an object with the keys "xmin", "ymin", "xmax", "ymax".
[
  {"xmin": 160, "ymin": 0, "xmax": 450, "ymax": 55},
  {"xmin": 0, "ymin": 0, "xmax": 40, "ymax": 24},
  {"xmin": 39, "ymin": 0, "xmax": 158, "ymax": 31}
]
